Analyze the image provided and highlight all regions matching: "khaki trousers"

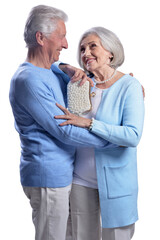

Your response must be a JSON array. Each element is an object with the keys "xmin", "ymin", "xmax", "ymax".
[
  {"xmin": 23, "ymin": 185, "xmax": 71, "ymax": 240},
  {"xmin": 68, "ymin": 184, "xmax": 135, "ymax": 240}
]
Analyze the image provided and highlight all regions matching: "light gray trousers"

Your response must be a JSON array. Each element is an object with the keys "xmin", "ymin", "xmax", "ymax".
[
  {"xmin": 67, "ymin": 184, "xmax": 135, "ymax": 240},
  {"xmin": 23, "ymin": 185, "xmax": 71, "ymax": 240}
]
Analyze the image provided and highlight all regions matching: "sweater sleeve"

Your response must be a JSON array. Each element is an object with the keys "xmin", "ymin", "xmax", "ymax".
[
  {"xmin": 51, "ymin": 62, "xmax": 70, "ymax": 83},
  {"xmin": 15, "ymin": 72, "xmax": 115, "ymax": 149},
  {"xmin": 91, "ymin": 81, "xmax": 145, "ymax": 147}
]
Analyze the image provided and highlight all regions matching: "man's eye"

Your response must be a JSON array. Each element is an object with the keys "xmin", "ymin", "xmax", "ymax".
[{"xmin": 80, "ymin": 47, "xmax": 85, "ymax": 52}]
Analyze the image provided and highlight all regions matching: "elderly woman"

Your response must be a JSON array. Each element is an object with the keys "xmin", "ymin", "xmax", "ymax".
[{"xmin": 55, "ymin": 27, "xmax": 144, "ymax": 240}]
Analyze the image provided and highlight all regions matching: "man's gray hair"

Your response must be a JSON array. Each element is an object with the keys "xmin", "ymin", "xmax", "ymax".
[
  {"xmin": 77, "ymin": 27, "xmax": 125, "ymax": 70},
  {"xmin": 24, "ymin": 5, "xmax": 68, "ymax": 48}
]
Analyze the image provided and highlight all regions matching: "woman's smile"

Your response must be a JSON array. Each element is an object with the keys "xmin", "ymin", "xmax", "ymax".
[{"xmin": 85, "ymin": 57, "xmax": 96, "ymax": 65}]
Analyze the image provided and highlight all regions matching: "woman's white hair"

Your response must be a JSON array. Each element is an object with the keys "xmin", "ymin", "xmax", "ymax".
[
  {"xmin": 78, "ymin": 27, "xmax": 125, "ymax": 70},
  {"xmin": 24, "ymin": 5, "xmax": 68, "ymax": 48}
]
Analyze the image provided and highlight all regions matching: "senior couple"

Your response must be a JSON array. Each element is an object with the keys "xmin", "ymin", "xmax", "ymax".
[{"xmin": 9, "ymin": 5, "xmax": 144, "ymax": 240}]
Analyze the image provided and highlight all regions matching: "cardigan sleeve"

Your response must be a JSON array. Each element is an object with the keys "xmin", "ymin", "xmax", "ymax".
[{"xmin": 91, "ymin": 81, "xmax": 145, "ymax": 147}]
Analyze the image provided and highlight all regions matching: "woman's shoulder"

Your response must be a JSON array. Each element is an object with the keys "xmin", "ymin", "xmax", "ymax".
[{"xmin": 117, "ymin": 71, "xmax": 141, "ymax": 88}]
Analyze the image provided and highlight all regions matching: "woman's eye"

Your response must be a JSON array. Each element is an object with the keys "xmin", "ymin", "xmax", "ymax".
[{"xmin": 91, "ymin": 44, "xmax": 96, "ymax": 48}]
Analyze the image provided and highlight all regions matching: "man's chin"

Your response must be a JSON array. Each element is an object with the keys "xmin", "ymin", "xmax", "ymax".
[{"xmin": 53, "ymin": 57, "xmax": 60, "ymax": 63}]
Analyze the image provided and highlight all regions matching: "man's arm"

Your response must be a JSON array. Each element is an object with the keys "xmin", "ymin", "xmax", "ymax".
[
  {"xmin": 51, "ymin": 62, "xmax": 70, "ymax": 83},
  {"xmin": 15, "ymin": 73, "xmax": 116, "ymax": 149}
]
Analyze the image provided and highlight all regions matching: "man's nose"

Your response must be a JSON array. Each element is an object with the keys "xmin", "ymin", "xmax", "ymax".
[{"xmin": 62, "ymin": 37, "xmax": 68, "ymax": 49}]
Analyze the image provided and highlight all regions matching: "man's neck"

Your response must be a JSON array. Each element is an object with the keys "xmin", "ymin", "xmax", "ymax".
[{"xmin": 26, "ymin": 48, "xmax": 52, "ymax": 69}]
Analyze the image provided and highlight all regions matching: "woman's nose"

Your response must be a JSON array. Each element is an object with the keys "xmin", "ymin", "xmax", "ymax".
[{"xmin": 83, "ymin": 47, "xmax": 90, "ymax": 56}]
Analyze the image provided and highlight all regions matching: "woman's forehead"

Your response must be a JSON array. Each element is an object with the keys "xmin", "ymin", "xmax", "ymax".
[{"xmin": 80, "ymin": 34, "xmax": 100, "ymax": 46}]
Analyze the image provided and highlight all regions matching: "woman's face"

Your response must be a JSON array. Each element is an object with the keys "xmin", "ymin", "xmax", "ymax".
[{"xmin": 80, "ymin": 34, "xmax": 113, "ymax": 72}]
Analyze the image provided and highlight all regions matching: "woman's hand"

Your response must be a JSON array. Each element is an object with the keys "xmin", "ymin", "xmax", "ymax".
[
  {"xmin": 54, "ymin": 103, "xmax": 91, "ymax": 128},
  {"xmin": 59, "ymin": 64, "xmax": 94, "ymax": 87}
]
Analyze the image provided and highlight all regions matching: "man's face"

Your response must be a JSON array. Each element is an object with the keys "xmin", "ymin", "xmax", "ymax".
[{"xmin": 43, "ymin": 20, "xmax": 68, "ymax": 63}]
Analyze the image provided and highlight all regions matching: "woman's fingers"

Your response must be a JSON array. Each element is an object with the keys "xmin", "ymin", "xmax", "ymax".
[
  {"xmin": 79, "ymin": 76, "xmax": 93, "ymax": 87},
  {"xmin": 78, "ymin": 77, "xmax": 87, "ymax": 86},
  {"xmin": 54, "ymin": 115, "xmax": 71, "ymax": 119},
  {"xmin": 70, "ymin": 71, "xmax": 81, "ymax": 82},
  {"xmin": 59, "ymin": 120, "xmax": 72, "ymax": 126},
  {"xmin": 55, "ymin": 103, "xmax": 91, "ymax": 128},
  {"xmin": 71, "ymin": 71, "xmax": 94, "ymax": 87},
  {"xmin": 87, "ymin": 77, "xmax": 94, "ymax": 87},
  {"xmin": 56, "ymin": 103, "xmax": 70, "ymax": 114}
]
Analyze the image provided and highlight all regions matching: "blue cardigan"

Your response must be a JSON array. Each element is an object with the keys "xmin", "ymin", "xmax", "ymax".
[
  {"xmin": 9, "ymin": 62, "xmax": 114, "ymax": 188},
  {"xmin": 90, "ymin": 75, "xmax": 144, "ymax": 228}
]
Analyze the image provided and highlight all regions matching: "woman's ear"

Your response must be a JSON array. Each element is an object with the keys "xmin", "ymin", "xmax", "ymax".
[
  {"xmin": 109, "ymin": 56, "xmax": 114, "ymax": 62},
  {"xmin": 36, "ymin": 32, "xmax": 44, "ymax": 46},
  {"xmin": 109, "ymin": 52, "xmax": 114, "ymax": 62}
]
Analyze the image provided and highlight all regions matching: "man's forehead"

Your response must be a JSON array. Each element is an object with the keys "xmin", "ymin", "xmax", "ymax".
[{"xmin": 56, "ymin": 20, "xmax": 66, "ymax": 33}]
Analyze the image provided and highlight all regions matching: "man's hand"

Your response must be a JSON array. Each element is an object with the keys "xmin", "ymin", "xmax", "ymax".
[
  {"xmin": 59, "ymin": 64, "xmax": 94, "ymax": 87},
  {"xmin": 129, "ymin": 72, "xmax": 145, "ymax": 98}
]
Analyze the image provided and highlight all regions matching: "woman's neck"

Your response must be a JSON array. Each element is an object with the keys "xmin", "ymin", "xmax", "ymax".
[
  {"xmin": 92, "ymin": 65, "xmax": 115, "ymax": 82},
  {"xmin": 92, "ymin": 67, "xmax": 124, "ymax": 89}
]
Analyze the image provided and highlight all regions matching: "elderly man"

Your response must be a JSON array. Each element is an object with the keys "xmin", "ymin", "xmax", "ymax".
[{"xmin": 9, "ymin": 5, "xmax": 113, "ymax": 240}]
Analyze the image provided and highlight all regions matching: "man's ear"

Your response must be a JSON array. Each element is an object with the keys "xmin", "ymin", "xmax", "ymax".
[{"xmin": 36, "ymin": 32, "xmax": 45, "ymax": 46}]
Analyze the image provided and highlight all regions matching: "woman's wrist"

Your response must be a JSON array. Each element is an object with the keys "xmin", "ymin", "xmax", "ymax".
[
  {"xmin": 88, "ymin": 118, "xmax": 94, "ymax": 131},
  {"xmin": 59, "ymin": 63, "xmax": 69, "ymax": 73}
]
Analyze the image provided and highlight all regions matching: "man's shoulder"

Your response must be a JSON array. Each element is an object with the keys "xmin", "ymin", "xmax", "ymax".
[
  {"xmin": 12, "ymin": 63, "xmax": 53, "ymax": 87},
  {"xmin": 12, "ymin": 63, "xmax": 38, "ymax": 82}
]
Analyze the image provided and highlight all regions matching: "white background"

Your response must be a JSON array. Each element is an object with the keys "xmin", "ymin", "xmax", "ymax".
[{"xmin": 0, "ymin": 0, "xmax": 159, "ymax": 239}]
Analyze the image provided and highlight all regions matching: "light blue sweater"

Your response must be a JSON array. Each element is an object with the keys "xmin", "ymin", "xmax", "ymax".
[
  {"xmin": 9, "ymin": 62, "xmax": 113, "ymax": 188},
  {"xmin": 90, "ymin": 75, "xmax": 144, "ymax": 228}
]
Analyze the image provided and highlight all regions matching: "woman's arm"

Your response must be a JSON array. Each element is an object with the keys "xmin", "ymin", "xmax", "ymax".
[
  {"xmin": 55, "ymin": 81, "xmax": 144, "ymax": 147},
  {"xmin": 91, "ymin": 81, "xmax": 144, "ymax": 147},
  {"xmin": 51, "ymin": 62, "xmax": 94, "ymax": 86}
]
